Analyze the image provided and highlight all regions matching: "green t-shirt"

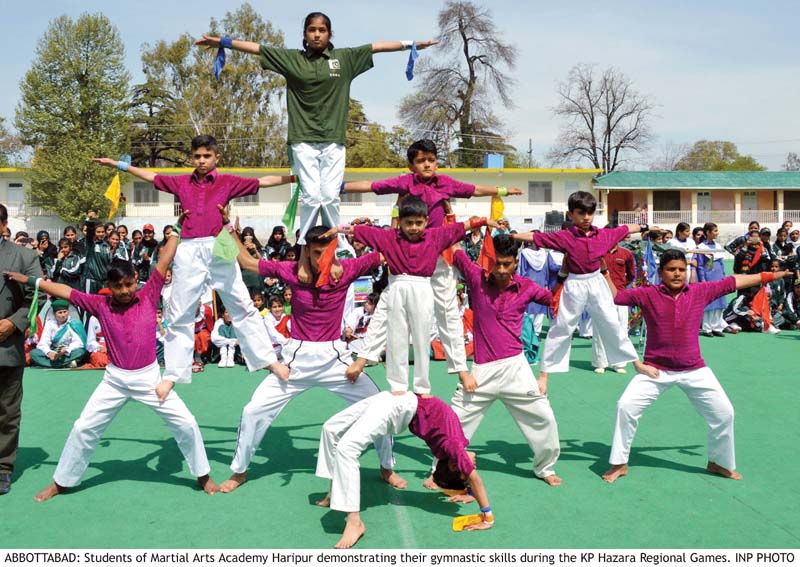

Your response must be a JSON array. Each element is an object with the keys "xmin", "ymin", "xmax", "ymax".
[{"xmin": 259, "ymin": 44, "xmax": 374, "ymax": 145}]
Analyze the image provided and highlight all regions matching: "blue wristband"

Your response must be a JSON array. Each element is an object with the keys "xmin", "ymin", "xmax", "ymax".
[
  {"xmin": 340, "ymin": 181, "xmax": 346, "ymax": 194},
  {"xmin": 220, "ymin": 37, "xmax": 233, "ymax": 49},
  {"xmin": 480, "ymin": 505, "xmax": 492, "ymax": 514},
  {"xmin": 116, "ymin": 161, "xmax": 129, "ymax": 172}
]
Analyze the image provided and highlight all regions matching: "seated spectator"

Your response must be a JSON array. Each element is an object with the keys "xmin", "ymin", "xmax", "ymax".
[
  {"xmin": 24, "ymin": 315, "xmax": 44, "ymax": 366},
  {"xmin": 108, "ymin": 230, "xmax": 129, "ymax": 261},
  {"xmin": 86, "ymin": 316, "xmax": 109, "ymax": 369},
  {"xmin": 30, "ymin": 299, "xmax": 87, "ymax": 368},
  {"xmin": 211, "ymin": 308, "xmax": 240, "ymax": 368},
  {"xmin": 241, "ymin": 227, "xmax": 267, "ymax": 296},
  {"xmin": 193, "ymin": 301, "xmax": 215, "ymax": 371},
  {"xmin": 733, "ymin": 230, "xmax": 765, "ymax": 275},
  {"xmin": 131, "ymin": 224, "xmax": 159, "ymax": 283},
  {"xmin": 723, "ymin": 286, "xmax": 780, "ymax": 334},
  {"xmin": 492, "ymin": 217, "xmax": 511, "ymax": 237},
  {"xmin": 282, "ymin": 287, "xmax": 292, "ymax": 315},
  {"xmin": 779, "ymin": 280, "xmax": 800, "ymax": 330},
  {"xmin": 790, "ymin": 229, "xmax": 800, "ymax": 253},
  {"xmin": 252, "ymin": 292, "xmax": 268, "ymax": 317},
  {"xmin": 344, "ymin": 293, "xmax": 379, "ymax": 355},
  {"xmin": 264, "ymin": 295, "xmax": 291, "ymax": 360}
]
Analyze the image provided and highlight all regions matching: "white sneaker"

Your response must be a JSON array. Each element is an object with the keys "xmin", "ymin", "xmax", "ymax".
[
  {"xmin": 218, "ymin": 346, "xmax": 229, "ymax": 368},
  {"xmin": 593, "ymin": 367, "xmax": 606, "ymax": 374},
  {"xmin": 766, "ymin": 325, "xmax": 781, "ymax": 335},
  {"xmin": 612, "ymin": 366, "xmax": 627, "ymax": 374},
  {"xmin": 226, "ymin": 349, "xmax": 236, "ymax": 367}
]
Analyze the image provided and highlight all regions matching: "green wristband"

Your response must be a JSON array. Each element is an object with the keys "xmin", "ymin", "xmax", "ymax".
[
  {"xmin": 497, "ymin": 186, "xmax": 508, "ymax": 197},
  {"xmin": 27, "ymin": 276, "xmax": 38, "ymax": 287}
]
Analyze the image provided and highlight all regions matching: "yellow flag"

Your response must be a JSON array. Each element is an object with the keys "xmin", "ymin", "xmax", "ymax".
[
  {"xmin": 490, "ymin": 195, "xmax": 505, "ymax": 221},
  {"xmin": 105, "ymin": 173, "xmax": 121, "ymax": 220}
]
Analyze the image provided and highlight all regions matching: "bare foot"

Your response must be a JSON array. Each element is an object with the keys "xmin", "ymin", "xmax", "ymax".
[
  {"xmin": 334, "ymin": 514, "xmax": 366, "ymax": 549},
  {"xmin": 380, "ymin": 467, "xmax": 407, "ymax": 489},
  {"xmin": 197, "ymin": 475, "xmax": 219, "ymax": 495},
  {"xmin": 34, "ymin": 482, "xmax": 64, "ymax": 502},
  {"xmin": 316, "ymin": 491, "xmax": 331, "ymax": 507},
  {"xmin": 542, "ymin": 474, "xmax": 562, "ymax": 487},
  {"xmin": 707, "ymin": 461, "xmax": 742, "ymax": 480},
  {"xmin": 602, "ymin": 464, "xmax": 628, "ymax": 483},
  {"xmin": 345, "ymin": 359, "xmax": 366, "ymax": 383},
  {"xmin": 219, "ymin": 472, "xmax": 247, "ymax": 493},
  {"xmin": 422, "ymin": 474, "xmax": 440, "ymax": 490}
]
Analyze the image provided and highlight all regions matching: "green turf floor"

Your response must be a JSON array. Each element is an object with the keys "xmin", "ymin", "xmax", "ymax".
[{"xmin": 2, "ymin": 324, "xmax": 798, "ymax": 550}]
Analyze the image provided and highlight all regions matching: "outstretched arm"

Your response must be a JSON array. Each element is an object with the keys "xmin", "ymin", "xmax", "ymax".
[
  {"xmin": 735, "ymin": 271, "xmax": 789, "ymax": 290},
  {"xmin": 3, "ymin": 272, "xmax": 73, "ymax": 301},
  {"xmin": 195, "ymin": 35, "xmax": 260, "ymax": 55},
  {"xmin": 371, "ymin": 40, "xmax": 438, "ymax": 53},
  {"xmin": 473, "ymin": 185, "xmax": 523, "ymax": 197},
  {"xmin": 92, "ymin": 158, "xmax": 156, "ymax": 183},
  {"xmin": 258, "ymin": 174, "xmax": 295, "ymax": 188},
  {"xmin": 343, "ymin": 181, "xmax": 375, "ymax": 193}
]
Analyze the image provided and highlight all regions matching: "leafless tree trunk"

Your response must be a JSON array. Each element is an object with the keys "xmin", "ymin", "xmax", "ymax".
[
  {"xmin": 649, "ymin": 141, "xmax": 690, "ymax": 171},
  {"xmin": 549, "ymin": 64, "xmax": 655, "ymax": 173},
  {"xmin": 397, "ymin": 1, "xmax": 517, "ymax": 167}
]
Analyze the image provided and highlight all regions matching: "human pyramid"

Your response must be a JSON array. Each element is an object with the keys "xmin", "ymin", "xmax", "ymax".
[{"xmin": 2, "ymin": 11, "xmax": 783, "ymax": 550}]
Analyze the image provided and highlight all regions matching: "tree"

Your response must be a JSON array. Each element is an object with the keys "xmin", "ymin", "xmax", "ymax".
[
  {"xmin": 345, "ymin": 100, "xmax": 408, "ymax": 167},
  {"xmin": 139, "ymin": 3, "xmax": 288, "ymax": 168},
  {"xmin": 128, "ymin": 78, "xmax": 194, "ymax": 167},
  {"xmin": 0, "ymin": 117, "xmax": 22, "ymax": 167},
  {"xmin": 14, "ymin": 13, "xmax": 131, "ymax": 222},
  {"xmin": 549, "ymin": 64, "xmax": 655, "ymax": 173},
  {"xmin": 649, "ymin": 141, "xmax": 690, "ymax": 171},
  {"xmin": 783, "ymin": 152, "xmax": 800, "ymax": 171},
  {"xmin": 674, "ymin": 140, "xmax": 766, "ymax": 171},
  {"xmin": 397, "ymin": 1, "xmax": 518, "ymax": 167}
]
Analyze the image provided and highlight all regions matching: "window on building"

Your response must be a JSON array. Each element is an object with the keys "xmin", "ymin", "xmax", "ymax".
[
  {"xmin": 341, "ymin": 192, "xmax": 362, "ymax": 205},
  {"xmin": 134, "ymin": 182, "xmax": 159, "ymax": 204},
  {"xmin": 653, "ymin": 190, "xmax": 680, "ymax": 210},
  {"xmin": 742, "ymin": 191, "xmax": 758, "ymax": 211},
  {"xmin": 6, "ymin": 182, "xmax": 24, "ymax": 204},
  {"xmin": 528, "ymin": 181, "xmax": 552, "ymax": 205}
]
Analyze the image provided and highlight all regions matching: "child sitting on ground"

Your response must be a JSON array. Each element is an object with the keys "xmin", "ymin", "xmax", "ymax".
[{"xmin": 211, "ymin": 308, "xmax": 240, "ymax": 368}]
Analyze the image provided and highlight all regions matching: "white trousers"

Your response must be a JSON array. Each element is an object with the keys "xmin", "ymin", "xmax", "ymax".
[
  {"xmin": 542, "ymin": 272, "xmax": 637, "ymax": 373},
  {"xmin": 385, "ymin": 275, "xmax": 434, "ymax": 394},
  {"xmin": 532, "ymin": 313, "xmax": 545, "ymax": 336},
  {"xmin": 358, "ymin": 258, "xmax": 468, "ymax": 374},
  {"xmin": 450, "ymin": 353, "xmax": 560, "ymax": 478},
  {"xmin": 592, "ymin": 305, "xmax": 630, "ymax": 369},
  {"xmin": 290, "ymin": 142, "xmax": 345, "ymax": 243},
  {"xmin": 702, "ymin": 309, "xmax": 727, "ymax": 333},
  {"xmin": 230, "ymin": 339, "xmax": 395, "ymax": 473},
  {"xmin": 609, "ymin": 366, "xmax": 736, "ymax": 470},
  {"xmin": 316, "ymin": 391, "xmax": 418, "ymax": 512},
  {"xmin": 163, "ymin": 238, "xmax": 277, "ymax": 383},
  {"xmin": 53, "ymin": 362, "xmax": 211, "ymax": 487}
]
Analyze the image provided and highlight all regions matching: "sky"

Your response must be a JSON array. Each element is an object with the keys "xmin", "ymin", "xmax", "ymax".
[{"xmin": 2, "ymin": 0, "xmax": 799, "ymax": 170}]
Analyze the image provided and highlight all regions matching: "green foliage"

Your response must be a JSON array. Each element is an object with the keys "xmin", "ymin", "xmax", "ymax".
[
  {"xmin": 129, "ymin": 78, "xmax": 194, "ymax": 167},
  {"xmin": 345, "ymin": 100, "xmax": 409, "ymax": 167},
  {"xmin": 675, "ymin": 140, "xmax": 766, "ymax": 171},
  {"xmin": 14, "ymin": 13, "xmax": 131, "ymax": 221},
  {"xmin": 140, "ymin": 3, "xmax": 288, "ymax": 167}
]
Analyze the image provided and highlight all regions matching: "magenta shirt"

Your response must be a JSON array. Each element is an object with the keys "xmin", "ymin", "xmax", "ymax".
[
  {"xmin": 69, "ymin": 270, "xmax": 165, "ymax": 370},
  {"xmin": 371, "ymin": 173, "xmax": 475, "ymax": 228},
  {"xmin": 153, "ymin": 169, "xmax": 259, "ymax": 238},
  {"xmin": 353, "ymin": 223, "xmax": 466, "ymax": 277},
  {"xmin": 614, "ymin": 276, "xmax": 737, "ymax": 371},
  {"xmin": 532, "ymin": 225, "xmax": 630, "ymax": 274},
  {"xmin": 408, "ymin": 395, "xmax": 475, "ymax": 477},
  {"xmin": 258, "ymin": 252, "xmax": 381, "ymax": 342},
  {"xmin": 454, "ymin": 250, "xmax": 552, "ymax": 364}
]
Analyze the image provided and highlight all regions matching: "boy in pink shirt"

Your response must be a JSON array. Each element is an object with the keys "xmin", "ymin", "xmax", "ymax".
[
  {"xmin": 92, "ymin": 135, "xmax": 292, "ymax": 384},
  {"xmin": 336, "ymin": 196, "xmax": 494, "ymax": 394},
  {"xmin": 344, "ymin": 139, "xmax": 522, "ymax": 387},
  {"xmin": 6, "ymin": 215, "xmax": 219, "ymax": 501},
  {"xmin": 445, "ymin": 234, "xmax": 562, "ymax": 486},
  {"xmin": 601, "ymin": 248, "xmax": 787, "ymax": 483},
  {"xmin": 514, "ymin": 191, "xmax": 650, "ymax": 393}
]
